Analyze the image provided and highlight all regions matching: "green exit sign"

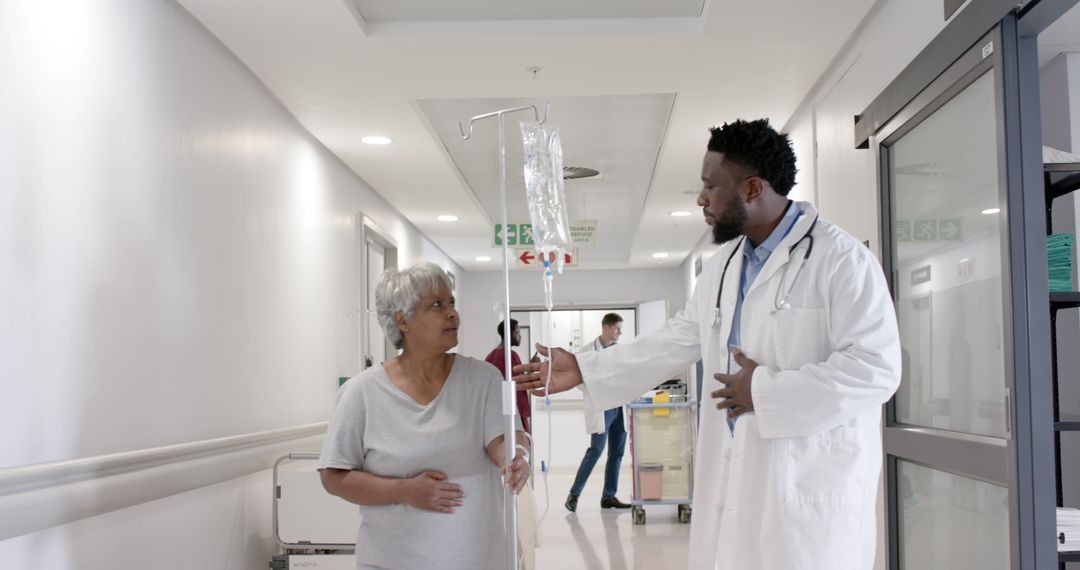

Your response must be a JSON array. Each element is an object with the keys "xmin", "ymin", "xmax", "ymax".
[{"xmin": 493, "ymin": 223, "xmax": 535, "ymax": 247}]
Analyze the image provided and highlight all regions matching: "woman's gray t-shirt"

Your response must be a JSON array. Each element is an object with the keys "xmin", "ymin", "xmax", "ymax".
[{"xmin": 317, "ymin": 355, "xmax": 520, "ymax": 570}]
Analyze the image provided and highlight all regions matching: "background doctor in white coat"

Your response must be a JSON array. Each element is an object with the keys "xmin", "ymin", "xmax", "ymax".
[{"xmin": 514, "ymin": 118, "xmax": 902, "ymax": 569}]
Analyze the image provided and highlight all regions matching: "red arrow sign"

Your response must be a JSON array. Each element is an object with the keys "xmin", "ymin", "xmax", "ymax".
[{"xmin": 518, "ymin": 250, "xmax": 535, "ymax": 265}]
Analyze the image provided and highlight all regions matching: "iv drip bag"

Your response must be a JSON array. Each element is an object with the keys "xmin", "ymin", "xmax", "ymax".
[{"xmin": 520, "ymin": 121, "xmax": 573, "ymax": 272}]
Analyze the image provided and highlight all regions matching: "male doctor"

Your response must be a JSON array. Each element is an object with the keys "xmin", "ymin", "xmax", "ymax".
[{"xmin": 514, "ymin": 118, "xmax": 901, "ymax": 569}]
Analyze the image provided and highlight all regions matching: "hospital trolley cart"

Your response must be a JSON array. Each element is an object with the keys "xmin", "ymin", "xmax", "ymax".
[
  {"xmin": 269, "ymin": 452, "xmax": 357, "ymax": 570},
  {"xmin": 627, "ymin": 394, "xmax": 697, "ymax": 525}
]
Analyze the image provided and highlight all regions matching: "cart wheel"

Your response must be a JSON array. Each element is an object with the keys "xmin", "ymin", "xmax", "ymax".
[
  {"xmin": 632, "ymin": 505, "xmax": 646, "ymax": 525},
  {"xmin": 678, "ymin": 504, "xmax": 692, "ymax": 524}
]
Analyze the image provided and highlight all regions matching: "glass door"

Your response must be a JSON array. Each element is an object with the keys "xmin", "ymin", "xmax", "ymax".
[{"xmin": 875, "ymin": 21, "xmax": 1047, "ymax": 569}]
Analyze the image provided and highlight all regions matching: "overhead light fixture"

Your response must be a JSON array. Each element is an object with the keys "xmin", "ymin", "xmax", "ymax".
[
  {"xmin": 475, "ymin": 256, "xmax": 492, "ymax": 262},
  {"xmin": 982, "ymin": 208, "xmax": 1001, "ymax": 215},
  {"xmin": 563, "ymin": 166, "xmax": 600, "ymax": 180},
  {"xmin": 670, "ymin": 210, "xmax": 693, "ymax": 217},
  {"xmin": 361, "ymin": 136, "xmax": 392, "ymax": 145},
  {"xmin": 652, "ymin": 252, "xmax": 669, "ymax": 259},
  {"xmin": 437, "ymin": 214, "xmax": 459, "ymax": 222}
]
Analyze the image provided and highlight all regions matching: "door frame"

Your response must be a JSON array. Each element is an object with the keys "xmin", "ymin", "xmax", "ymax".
[
  {"xmin": 868, "ymin": 12, "xmax": 1057, "ymax": 569},
  {"xmin": 356, "ymin": 213, "xmax": 398, "ymax": 370}
]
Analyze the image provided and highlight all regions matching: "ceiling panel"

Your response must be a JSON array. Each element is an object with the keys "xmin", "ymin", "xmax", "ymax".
[
  {"xmin": 349, "ymin": 0, "xmax": 705, "ymax": 23},
  {"xmin": 418, "ymin": 94, "xmax": 675, "ymax": 264}
]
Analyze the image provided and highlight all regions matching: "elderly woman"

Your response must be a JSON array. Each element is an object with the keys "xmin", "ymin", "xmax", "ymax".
[{"xmin": 318, "ymin": 262, "xmax": 530, "ymax": 570}]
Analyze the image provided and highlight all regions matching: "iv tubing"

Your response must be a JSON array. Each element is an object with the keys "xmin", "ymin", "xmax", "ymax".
[{"xmin": 517, "ymin": 279, "xmax": 556, "ymax": 569}]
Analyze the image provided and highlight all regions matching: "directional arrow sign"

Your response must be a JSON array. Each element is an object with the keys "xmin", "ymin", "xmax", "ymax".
[
  {"xmin": 515, "ymin": 248, "xmax": 578, "ymax": 268},
  {"xmin": 938, "ymin": 219, "xmax": 962, "ymax": 241},
  {"xmin": 517, "ymin": 250, "xmax": 536, "ymax": 266}
]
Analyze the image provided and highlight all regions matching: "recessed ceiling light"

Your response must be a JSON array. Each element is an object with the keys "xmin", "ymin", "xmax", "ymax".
[
  {"xmin": 475, "ymin": 256, "xmax": 492, "ymax": 262},
  {"xmin": 982, "ymin": 208, "xmax": 1001, "ymax": 215},
  {"xmin": 361, "ymin": 136, "xmax": 392, "ymax": 145},
  {"xmin": 437, "ymin": 214, "xmax": 459, "ymax": 222},
  {"xmin": 652, "ymin": 252, "xmax": 669, "ymax": 259},
  {"xmin": 670, "ymin": 210, "xmax": 693, "ymax": 217}
]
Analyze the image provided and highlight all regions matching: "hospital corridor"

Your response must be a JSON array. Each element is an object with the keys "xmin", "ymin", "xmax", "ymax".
[{"xmin": 5, "ymin": 1, "xmax": 1080, "ymax": 569}]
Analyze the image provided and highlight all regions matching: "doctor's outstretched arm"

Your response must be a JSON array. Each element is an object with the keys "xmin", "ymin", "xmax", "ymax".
[
  {"xmin": 515, "ymin": 296, "xmax": 704, "ymax": 411},
  {"xmin": 512, "ymin": 344, "xmax": 584, "ymax": 395}
]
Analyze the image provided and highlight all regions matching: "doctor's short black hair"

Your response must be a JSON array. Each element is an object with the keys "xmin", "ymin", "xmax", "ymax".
[
  {"xmin": 707, "ymin": 118, "xmax": 797, "ymax": 196},
  {"xmin": 602, "ymin": 313, "xmax": 623, "ymax": 327}
]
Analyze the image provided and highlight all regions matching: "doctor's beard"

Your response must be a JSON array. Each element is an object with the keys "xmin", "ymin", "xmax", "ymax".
[{"xmin": 711, "ymin": 193, "xmax": 748, "ymax": 244}]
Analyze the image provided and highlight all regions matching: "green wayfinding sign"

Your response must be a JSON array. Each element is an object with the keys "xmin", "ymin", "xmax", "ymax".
[
  {"xmin": 493, "ymin": 221, "xmax": 597, "ymax": 247},
  {"xmin": 494, "ymin": 223, "xmax": 535, "ymax": 247}
]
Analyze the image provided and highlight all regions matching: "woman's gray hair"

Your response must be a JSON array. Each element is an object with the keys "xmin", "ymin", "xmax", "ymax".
[{"xmin": 376, "ymin": 262, "xmax": 454, "ymax": 350}]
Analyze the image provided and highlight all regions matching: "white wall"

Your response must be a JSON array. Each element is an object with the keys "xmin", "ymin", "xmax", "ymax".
[
  {"xmin": 784, "ymin": 0, "xmax": 957, "ymax": 255},
  {"xmin": 0, "ymin": 0, "xmax": 456, "ymax": 566},
  {"xmin": 3, "ymin": 470, "xmax": 275, "ymax": 570},
  {"xmin": 1041, "ymin": 53, "xmax": 1080, "ymax": 154}
]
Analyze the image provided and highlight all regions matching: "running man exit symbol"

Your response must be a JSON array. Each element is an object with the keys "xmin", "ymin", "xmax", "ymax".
[{"xmin": 914, "ymin": 220, "xmax": 937, "ymax": 242}]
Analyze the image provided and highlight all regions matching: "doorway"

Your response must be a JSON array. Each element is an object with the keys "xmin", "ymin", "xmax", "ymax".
[{"xmin": 358, "ymin": 215, "xmax": 398, "ymax": 371}]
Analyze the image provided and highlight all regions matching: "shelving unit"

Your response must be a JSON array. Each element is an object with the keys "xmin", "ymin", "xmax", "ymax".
[{"xmin": 1044, "ymin": 163, "xmax": 1080, "ymax": 568}]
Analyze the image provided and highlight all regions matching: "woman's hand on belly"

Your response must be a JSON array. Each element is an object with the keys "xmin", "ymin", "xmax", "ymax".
[{"xmin": 402, "ymin": 471, "xmax": 465, "ymax": 514}]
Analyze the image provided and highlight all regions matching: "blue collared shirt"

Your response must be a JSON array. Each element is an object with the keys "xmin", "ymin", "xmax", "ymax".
[
  {"xmin": 725, "ymin": 202, "xmax": 801, "ymax": 428},
  {"xmin": 727, "ymin": 202, "xmax": 801, "ymax": 351}
]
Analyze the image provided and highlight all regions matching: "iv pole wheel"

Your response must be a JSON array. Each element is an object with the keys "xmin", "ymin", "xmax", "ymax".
[{"xmin": 632, "ymin": 505, "xmax": 646, "ymax": 525}]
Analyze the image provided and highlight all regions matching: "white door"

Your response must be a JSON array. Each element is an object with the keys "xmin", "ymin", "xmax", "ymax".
[{"xmin": 636, "ymin": 300, "xmax": 667, "ymax": 336}]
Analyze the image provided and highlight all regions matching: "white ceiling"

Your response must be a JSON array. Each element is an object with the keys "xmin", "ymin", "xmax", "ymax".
[
  {"xmin": 176, "ymin": 0, "xmax": 876, "ymax": 271},
  {"xmin": 348, "ymin": 0, "xmax": 706, "ymax": 22}
]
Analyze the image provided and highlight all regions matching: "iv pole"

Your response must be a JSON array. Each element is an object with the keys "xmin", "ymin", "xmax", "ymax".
[{"xmin": 458, "ymin": 103, "xmax": 549, "ymax": 570}]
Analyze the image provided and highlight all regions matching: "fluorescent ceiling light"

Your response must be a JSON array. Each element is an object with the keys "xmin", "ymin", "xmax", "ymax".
[
  {"xmin": 670, "ymin": 210, "xmax": 693, "ymax": 217},
  {"xmin": 437, "ymin": 214, "xmax": 459, "ymax": 222},
  {"xmin": 361, "ymin": 136, "xmax": 392, "ymax": 145},
  {"xmin": 475, "ymin": 256, "xmax": 492, "ymax": 262},
  {"xmin": 652, "ymin": 252, "xmax": 669, "ymax": 259},
  {"xmin": 981, "ymin": 208, "xmax": 1001, "ymax": 215}
]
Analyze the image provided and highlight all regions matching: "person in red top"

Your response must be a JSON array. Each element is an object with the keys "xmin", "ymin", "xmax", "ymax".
[{"xmin": 485, "ymin": 319, "xmax": 531, "ymax": 434}]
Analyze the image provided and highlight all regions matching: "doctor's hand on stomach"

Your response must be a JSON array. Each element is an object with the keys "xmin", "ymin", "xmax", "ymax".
[
  {"xmin": 712, "ymin": 348, "xmax": 759, "ymax": 419},
  {"xmin": 511, "ymin": 343, "xmax": 583, "ymax": 396},
  {"xmin": 401, "ymin": 471, "xmax": 465, "ymax": 514}
]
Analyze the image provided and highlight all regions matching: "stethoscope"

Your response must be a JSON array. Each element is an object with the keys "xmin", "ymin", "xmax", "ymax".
[{"xmin": 710, "ymin": 215, "xmax": 819, "ymax": 329}]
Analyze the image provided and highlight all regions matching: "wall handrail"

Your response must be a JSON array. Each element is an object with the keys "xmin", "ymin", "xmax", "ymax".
[{"xmin": 0, "ymin": 422, "xmax": 327, "ymax": 541}]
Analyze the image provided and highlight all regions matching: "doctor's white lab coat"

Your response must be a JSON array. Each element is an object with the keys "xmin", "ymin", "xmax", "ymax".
[{"xmin": 578, "ymin": 202, "xmax": 901, "ymax": 570}]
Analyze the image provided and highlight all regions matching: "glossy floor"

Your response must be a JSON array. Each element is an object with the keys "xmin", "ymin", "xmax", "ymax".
[{"xmin": 529, "ymin": 472, "xmax": 691, "ymax": 569}]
